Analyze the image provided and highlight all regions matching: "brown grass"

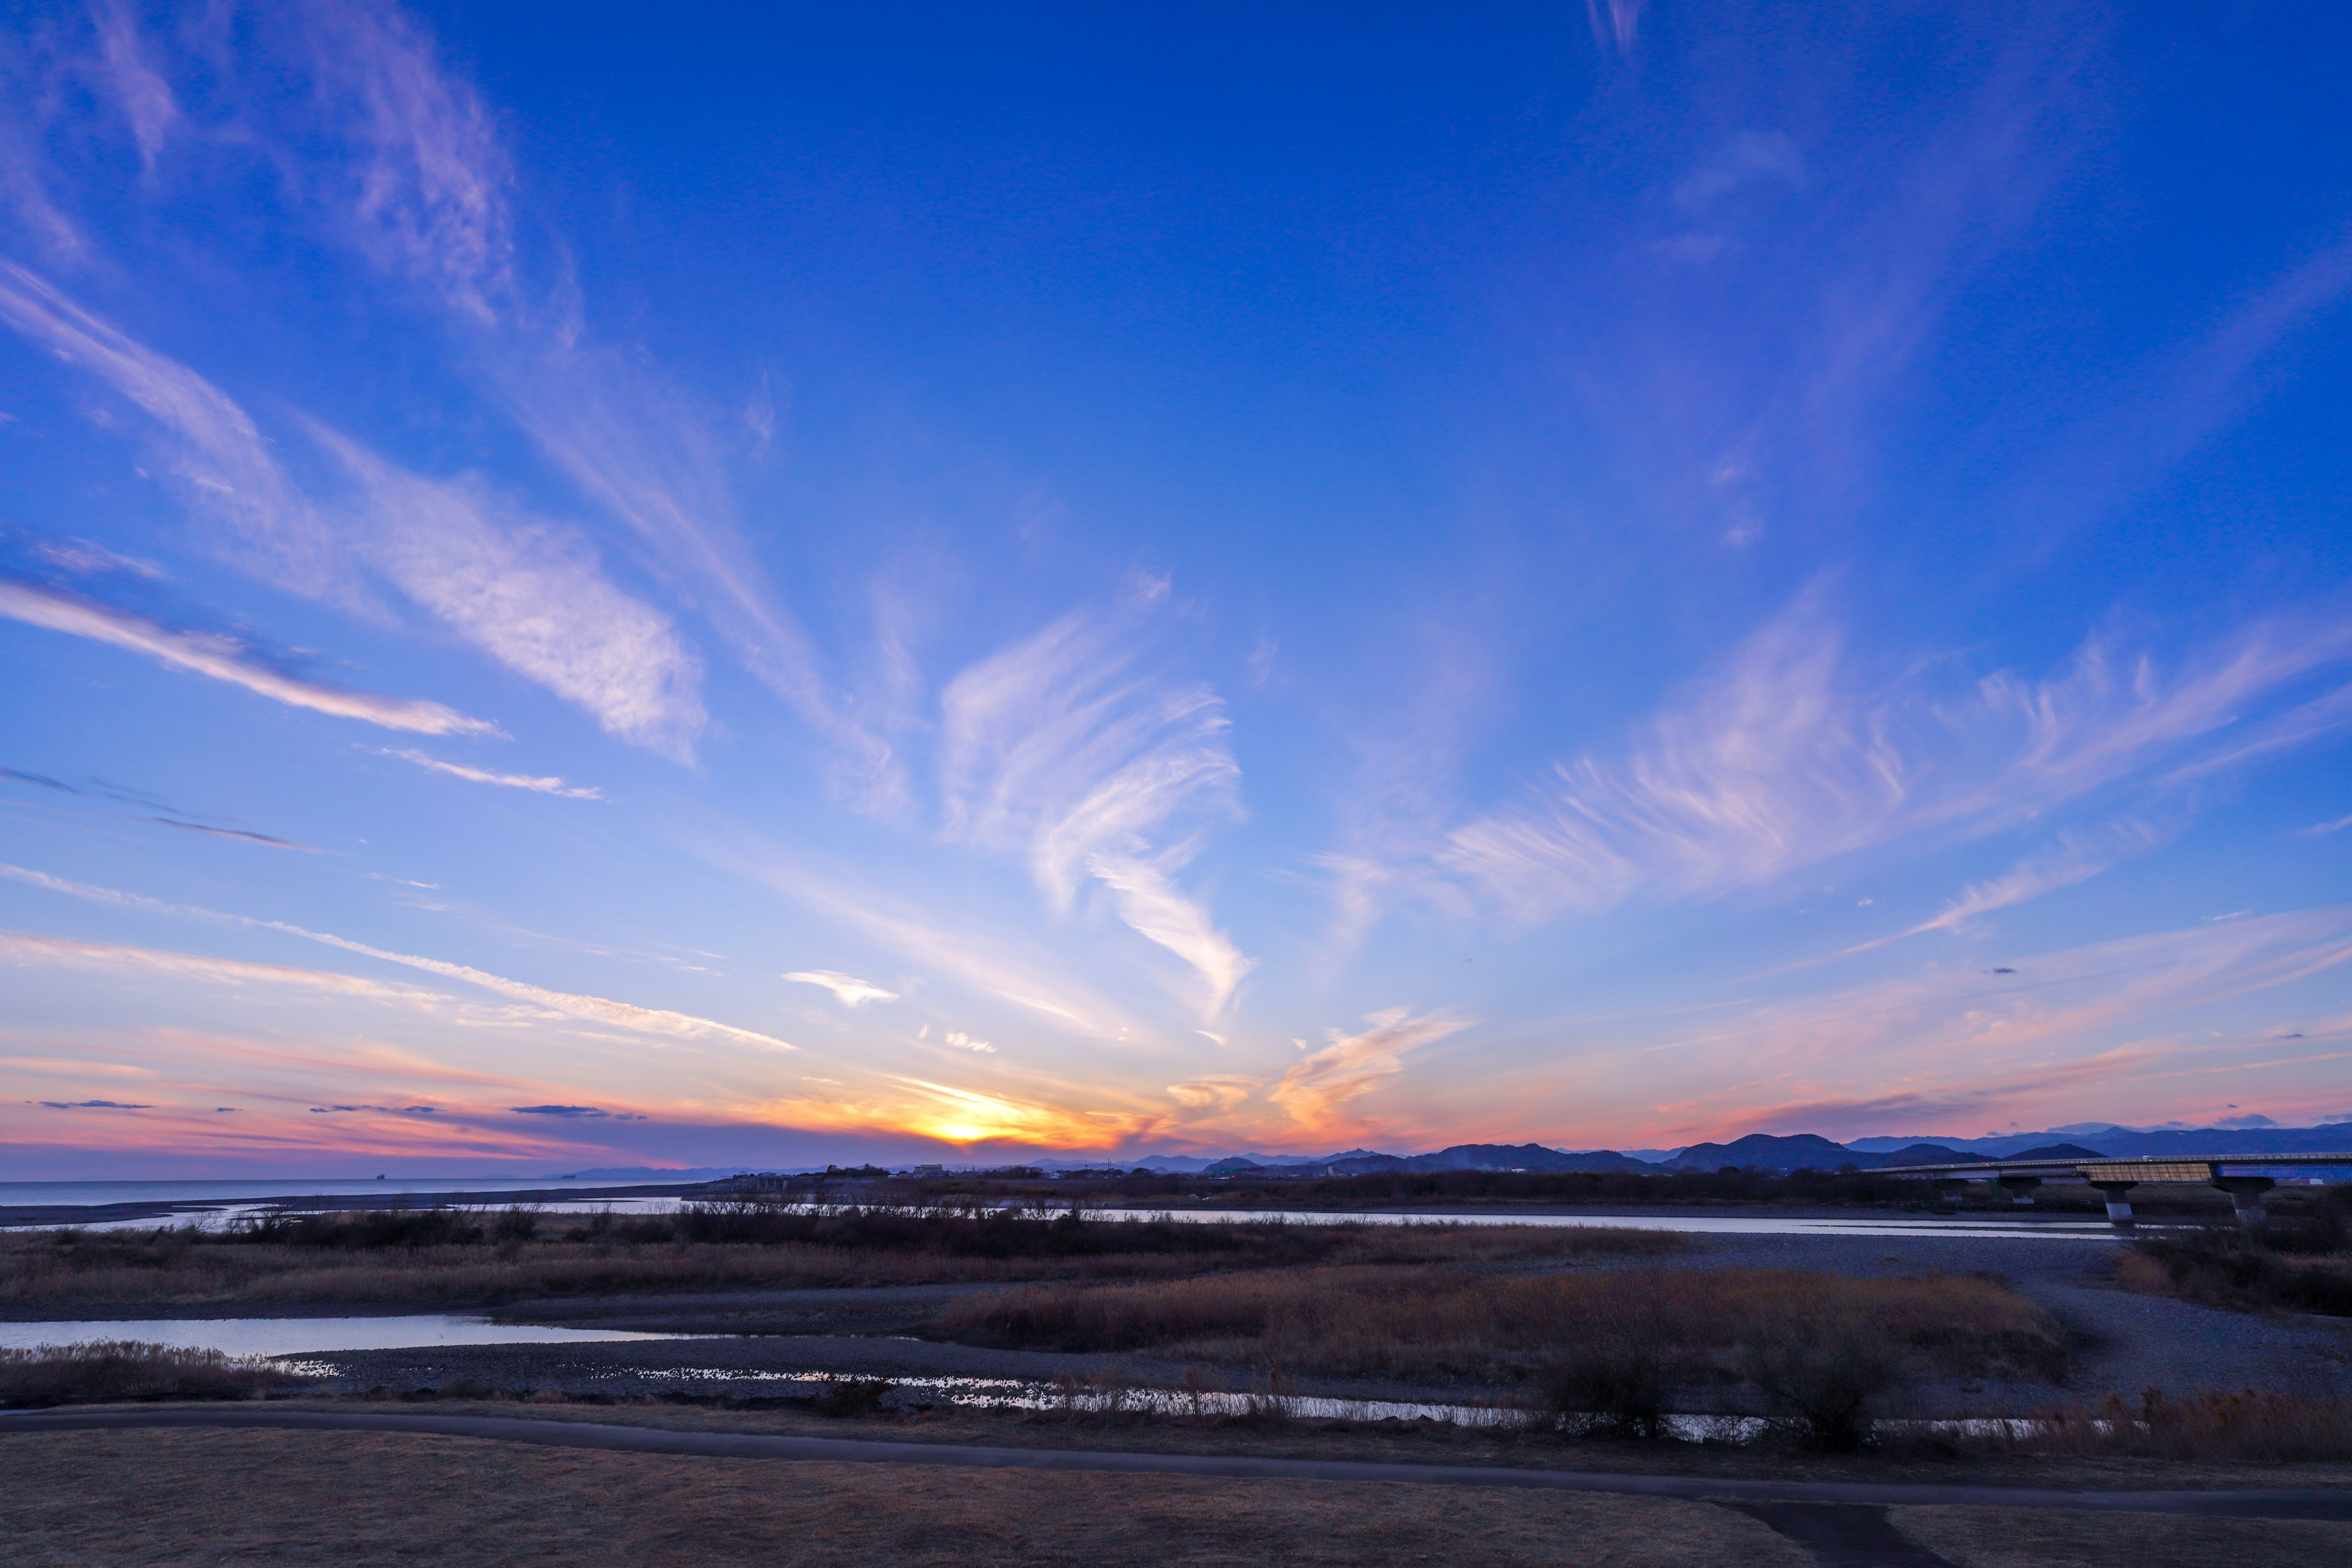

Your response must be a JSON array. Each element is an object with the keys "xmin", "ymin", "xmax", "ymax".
[
  {"xmin": 1892, "ymin": 1504, "xmax": 2352, "ymax": 1568},
  {"xmin": 0, "ymin": 1219, "xmax": 1682, "ymax": 1310},
  {"xmin": 2116, "ymin": 1240, "xmax": 2352, "ymax": 1317},
  {"xmin": 934, "ymin": 1264, "xmax": 2068, "ymax": 1384},
  {"xmin": 0, "ymin": 1428, "xmax": 1811, "ymax": 1567},
  {"xmin": 1988, "ymin": 1389, "xmax": 2352, "ymax": 1463},
  {"xmin": 0, "ymin": 1341, "xmax": 316, "ymax": 1407}
]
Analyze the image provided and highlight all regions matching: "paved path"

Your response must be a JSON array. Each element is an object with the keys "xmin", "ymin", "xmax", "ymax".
[{"xmin": 5, "ymin": 1406, "xmax": 2348, "ymax": 1521}]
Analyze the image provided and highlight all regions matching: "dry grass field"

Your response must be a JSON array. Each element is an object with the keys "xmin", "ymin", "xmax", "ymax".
[
  {"xmin": 1888, "ymin": 1505, "xmax": 2352, "ymax": 1568},
  {"xmin": 0, "ymin": 1428, "xmax": 1806, "ymax": 1567},
  {"xmin": 3, "ymin": 1427, "xmax": 2347, "ymax": 1567},
  {"xmin": 934, "ymin": 1263, "xmax": 2070, "ymax": 1382},
  {"xmin": 0, "ymin": 1212, "xmax": 1681, "ymax": 1310}
]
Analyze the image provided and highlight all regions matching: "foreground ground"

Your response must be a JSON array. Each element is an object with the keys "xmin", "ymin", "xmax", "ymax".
[{"xmin": 4, "ymin": 1410, "xmax": 2350, "ymax": 1567}]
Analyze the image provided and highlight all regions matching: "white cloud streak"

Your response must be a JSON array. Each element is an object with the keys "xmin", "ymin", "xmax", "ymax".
[
  {"xmin": 0, "ymin": 929, "xmax": 446, "ymax": 1005},
  {"xmin": 0, "ymin": 861, "xmax": 794, "ymax": 1055},
  {"xmin": 941, "ymin": 587, "xmax": 1254, "ymax": 1016},
  {"xmin": 1438, "ymin": 598, "xmax": 2352, "ymax": 924},
  {"xmin": 0, "ymin": 260, "xmax": 706, "ymax": 758},
  {"xmin": 731, "ymin": 854, "xmax": 1132, "ymax": 1036},
  {"xmin": 781, "ymin": 970, "xmax": 899, "ymax": 1008},
  {"xmin": 377, "ymin": 748, "xmax": 603, "ymax": 799},
  {"xmin": 1906, "ymin": 820, "xmax": 2169, "ymax": 938},
  {"xmin": 9, "ymin": 9, "xmax": 880, "ymax": 789},
  {"xmin": 0, "ymin": 579, "xmax": 494, "ymax": 736},
  {"xmin": 314, "ymin": 427, "xmax": 706, "ymax": 758},
  {"xmin": 0, "ymin": 261, "xmax": 341, "ymax": 592},
  {"xmin": 283, "ymin": 0, "xmax": 515, "ymax": 322},
  {"xmin": 268, "ymin": 924, "xmax": 797, "ymax": 1054}
]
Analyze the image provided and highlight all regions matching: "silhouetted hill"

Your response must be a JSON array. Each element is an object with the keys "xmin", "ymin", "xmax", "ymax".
[
  {"xmin": 1404, "ymin": 1143, "xmax": 1650, "ymax": 1174},
  {"xmin": 2002, "ymin": 1142, "xmax": 2109, "ymax": 1161},
  {"xmin": 1667, "ymin": 1133, "xmax": 1858, "ymax": 1172}
]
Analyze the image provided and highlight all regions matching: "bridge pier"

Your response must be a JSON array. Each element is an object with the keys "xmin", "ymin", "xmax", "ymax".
[
  {"xmin": 2090, "ymin": 1181, "xmax": 2138, "ymax": 1227},
  {"xmin": 1993, "ymin": 1174, "xmax": 2042, "ymax": 1206},
  {"xmin": 2214, "ymin": 1175, "xmax": 2275, "ymax": 1227}
]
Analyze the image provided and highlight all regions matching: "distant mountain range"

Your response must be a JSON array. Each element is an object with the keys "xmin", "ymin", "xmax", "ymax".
[{"xmin": 1077, "ymin": 1120, "xmax": 2352, "ymax": 1178}]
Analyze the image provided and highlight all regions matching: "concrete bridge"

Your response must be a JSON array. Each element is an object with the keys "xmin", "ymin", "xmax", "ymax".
[{"xmin": 1874, "ymin": 1150, "xmax": 2352, "ymax": 1226}]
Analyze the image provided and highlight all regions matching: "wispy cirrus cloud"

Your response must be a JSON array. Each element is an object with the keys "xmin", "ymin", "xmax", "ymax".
[
  {"xmin": 314, "ymin": 424, "xmax": 707, "ymax": 760},
  {"xmin": 1630, "ymin": 905, "xmax": 2352, "ymax": 1141},
  {"xmin": 1811, "ymin": 818, "xmax": 2174, "ymax": 965},
  {"xmin": 149, "ymin": 820, "xmax": 321, "ymax": 853},
  {"xmin": 8, "ymin": 6, "xmax": 884, "ymax": 792},
  {"xmin": 1265, "ymin": 1009, "xmax": 1471, "ymax": 1133},
  {"xmin": 942, "ymin": 582, "xmax": 1254, "ymax": 1016},
  {"xmin": 1435, "ymin": 598, "xmax": 2352, "ymax": 925},
  {"xmin": 276, "ymin": 0, "xmax": 516, "ymax": 322},
  {"xmin": 1165, "ymin": 1075, "xmax": 1259, "ymax": 1112},
  {"xmin": 1902, "ymin": 820, "xmax": 2169, "ymax": 937},
  {"xmin": 376, "ymin": 748, "xmax": 603, "ymax": 799},
  {"xmin": 771, "ymin": 868, "xmax": 1128, "ymax": 1036},
  {"xmin": 255, "ymin": 924, "xmax": 799, "ymax": 1057},
  {"xmin": 0, "ymin": 258, "xmax": 707, "ymax": 756},
  {"xmin": 0, "ymin": 579, "xmax": 494, "ymax": 736},
  {"xmin": 0, "ymin": 929, "xmax": 448, "ymax": 1006},
  {"xmin": 0, "ymin": 262, "xmax": 344, "ymax": 592},
  {"xmin": 500, "ymin": 356, "xmax": 900, "ymax": 799},
  {"xmin": 1584, "ymin": 0, "xmax": 1646, "ymax": 56},
  {"xmin": 86, "ymin": 0, "xmax": 179, "ymax": 168},
  {"xmin": 1, "ymin": 862, "xmax": 797, "ymax": 1056},
  {"xmin": 782, "ymin": 970, "xmax": 899, "ymax": 1008},
  {"xmin": 217, "ymin": 0, "xmax": 875, "ymax": 790}
]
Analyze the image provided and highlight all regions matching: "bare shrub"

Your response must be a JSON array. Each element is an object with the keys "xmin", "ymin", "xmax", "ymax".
[
  {"xmin": 1536, "ymin": 1272, "xmax": 1705, "ymax": 1439},
  {"xmin": 1736, "ymin": 1307, "xmax": 1912, "ymax": 1452},
  {"xmin": 0, "ymin": 1341, "xmax": 316, "ymax": 1408},
  {"xmin": 2122, "ymin": 1223, "xmax": 2352, "ymax": 1317},
  {"xmin": 810, "ymin": 1376, "xmax": 894, "ymax": 1418}
]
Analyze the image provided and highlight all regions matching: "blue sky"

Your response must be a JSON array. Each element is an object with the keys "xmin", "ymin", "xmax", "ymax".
[{"xmin": 2, "ymin": 1, "xmax": 2350, "ymax": 1177}]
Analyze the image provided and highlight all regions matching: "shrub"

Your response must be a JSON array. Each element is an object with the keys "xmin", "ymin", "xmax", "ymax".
[
  {"xmin": 1536, "ymin": 1273, "xmax": 1705, "ymax": 1440},
  {"xmin": 810, "ymin": 1376, "xmax": 893, "ymax": 1417},
  {"xmin": 2124, "ymin": 1224, "xmax": 2352, "ymax": 1317},
  {"xmin": 0, "ymin": 1341, "xmax": 315, "ymax": 1408},
  {"xmin": 1735, "ymin": 1308, "xmax": 1913, "ymax": 1452}
]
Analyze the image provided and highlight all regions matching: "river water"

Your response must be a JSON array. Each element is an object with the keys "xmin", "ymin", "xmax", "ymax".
[
  {"xmin": 0, "ymin": 1314, "xmax": 686, "ymax": 1355},
  {"xmin": 1081, "ymin": 1207, "xmax": 2123, "ymax": 1240}
]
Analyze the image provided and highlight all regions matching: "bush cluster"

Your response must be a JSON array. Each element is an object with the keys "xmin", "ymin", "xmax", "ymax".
[
  {"xmin": 0, "ymin": 1341, "xmax": 314, "ymax": 1408},
  {"xmin": 2121, "ymin": 1202, "xmax": 2352, "ymax": 1317}
]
